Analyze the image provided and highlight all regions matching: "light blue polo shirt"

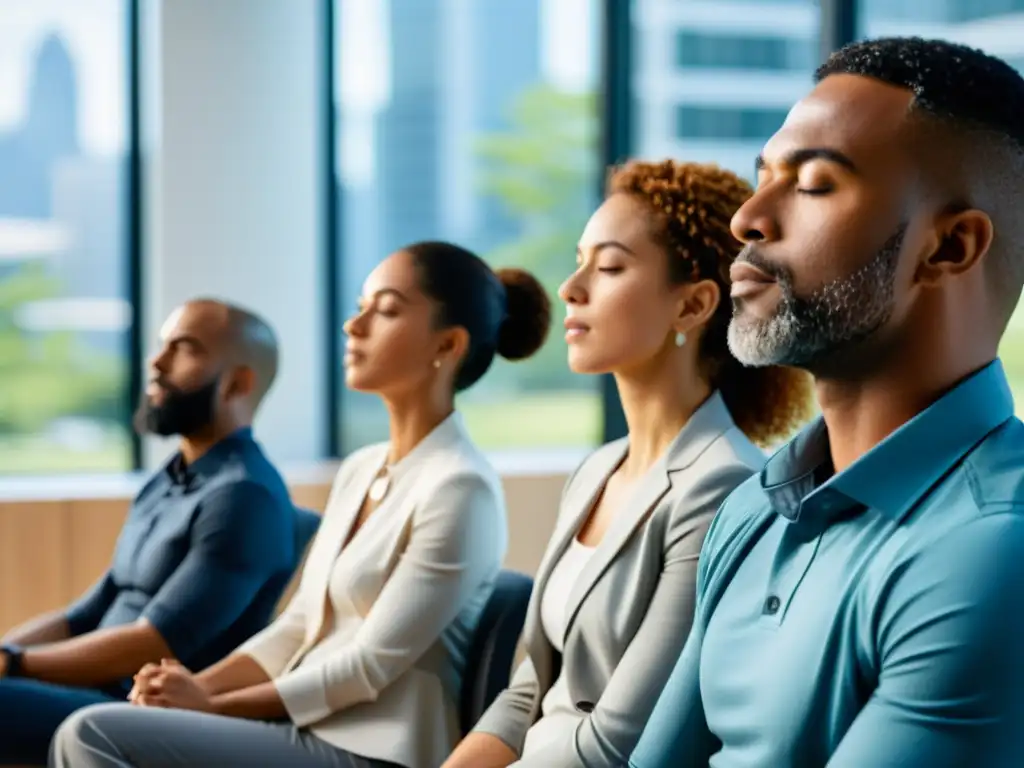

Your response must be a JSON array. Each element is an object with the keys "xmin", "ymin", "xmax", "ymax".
[{"xmin": 630, "ymin": 360, "xmax": 1024, "ymax": 768}]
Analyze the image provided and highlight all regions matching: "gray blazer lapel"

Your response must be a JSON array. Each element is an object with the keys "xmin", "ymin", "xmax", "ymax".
[
  {"xmin": 523, "ymin": 439, "xmax": 627, "ymax": 691},
  {"xmin": 562, "ymin": 392, "xmax": 735, "ymax": 643},
  {"xmin": 561, "ymin": 460, "xmax": 671, "ymax": 643}
]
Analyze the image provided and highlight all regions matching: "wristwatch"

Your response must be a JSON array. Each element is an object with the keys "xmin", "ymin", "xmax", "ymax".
[{"xmin": 0, "ymin": 644, "xmax": 24, "ymax": 679}]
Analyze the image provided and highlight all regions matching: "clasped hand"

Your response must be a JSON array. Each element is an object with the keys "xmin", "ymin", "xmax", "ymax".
[{"xmin": 128, "ymin": 658, "xmax": 214, "ymax": 713}]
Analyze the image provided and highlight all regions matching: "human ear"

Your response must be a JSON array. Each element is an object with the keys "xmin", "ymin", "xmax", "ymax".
[
  {"xmin": 674, "ymin": 278, "xmax": 720, "ymax": 334},
  {"xmin": 915, "ymin": 207, "xmax": 993, "ymax": 286}
]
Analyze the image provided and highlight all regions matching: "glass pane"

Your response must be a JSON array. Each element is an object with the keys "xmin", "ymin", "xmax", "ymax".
[
  {"xmin": 856, "ymin": 1, "xmax": 1024, "ymax": 414},
  {"xmin": 631, "ymin": 0, "xmax": 820, "ymax": 183},
  {"xmin": 0, "ymin": 0, "xmax": 132, "ymax": 474},
  {"xmin": 333, "ymin": 0, "xmax": 603, "ymax": 454}
]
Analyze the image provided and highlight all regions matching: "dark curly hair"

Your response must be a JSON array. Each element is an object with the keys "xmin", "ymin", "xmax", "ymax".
[
  {"xmin": 608, "ymin": 160, "xmax": 813, "ymax": 447},
  {"xmin": 816, "ymin": 37, "xmax": 1024, "ymax": 146},
  {"xmin": 817, "ymin": 36, "xmax": 1024, "ymax": 321},
  {"xmin": 406, "ymin": 241, "xmax": 551, "ymax": 392}
]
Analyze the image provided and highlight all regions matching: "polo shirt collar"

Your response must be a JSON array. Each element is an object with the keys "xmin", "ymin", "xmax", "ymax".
[{"xmin": 762, "ymin": 360, "xmax": 1014, "ymax": 523}]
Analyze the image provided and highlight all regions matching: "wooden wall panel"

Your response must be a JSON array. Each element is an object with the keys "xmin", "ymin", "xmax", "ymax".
[
  {"xmin": 501, "ymin": 474, "xmax": 565, "ymax": 577},
  {"xmin": 66, "ymin": 499, "xmax": 131, "ymax": 600},
  {"xmin": 0, "ymin": 501, "xmax": 70, "ymax": 634},
  {"xmin": 0, "ymin": 470, "xmax": 566, "ymax": 634},
  {"xmin": 289, "ymin": 482, "xmax": 332, "ymax": 514}
]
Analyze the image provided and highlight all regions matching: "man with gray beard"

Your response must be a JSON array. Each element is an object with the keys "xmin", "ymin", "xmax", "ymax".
[{"xmin": 631, "ymin": 36, "xmax": 1024, "ymax": 768}]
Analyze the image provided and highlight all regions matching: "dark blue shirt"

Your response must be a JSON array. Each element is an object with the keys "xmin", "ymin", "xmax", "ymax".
[{"xmin": 65, "ymin": 428, "xmax": 302, "ymax": 681}]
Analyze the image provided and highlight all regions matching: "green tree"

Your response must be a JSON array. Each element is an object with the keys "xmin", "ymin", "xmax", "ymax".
[
  {"xmin": 475, "ymin": 85, "xmax": 598, "ymax": 390},
  {"xmin": 0, "ymin": 261, "xmax": 124, "ymax": 435}
]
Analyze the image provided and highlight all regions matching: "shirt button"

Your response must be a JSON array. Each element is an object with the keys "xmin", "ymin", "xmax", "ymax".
[{"xmin": 764, "ymin": 595, "xmax": 781, "ymax": 615}]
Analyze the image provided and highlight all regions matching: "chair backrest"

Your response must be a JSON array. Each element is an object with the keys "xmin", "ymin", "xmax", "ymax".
[
  {"xmin": 271, "ymin": 507, "xmax": 321, "ymax": 616},
  {"xmin": 293, "ymin": 507, "xmax": 321, "ymax": 557},
  {"xmin": 459, "ymin": 569, "xmax": 534, "ymax": 735}
]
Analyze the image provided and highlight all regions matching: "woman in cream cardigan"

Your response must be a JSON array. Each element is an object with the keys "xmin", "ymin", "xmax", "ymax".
[
  {"xmin": 443, "ymin": 161, "xmax": 814, "ymax": 768},
  {"xmin": 51, "ymin": 242, "xmax": 552, "ymax": 768}
]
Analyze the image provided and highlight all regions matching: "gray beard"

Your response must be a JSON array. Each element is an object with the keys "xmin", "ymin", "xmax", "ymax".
[{"xmin": 727, "ymin": 226, "xmax": 904, "ymax": 369}]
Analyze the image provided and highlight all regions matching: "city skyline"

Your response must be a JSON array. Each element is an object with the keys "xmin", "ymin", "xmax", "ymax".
[{"xmin": 0, "ymin": 0, "xmax": 597, "ymax": 157}]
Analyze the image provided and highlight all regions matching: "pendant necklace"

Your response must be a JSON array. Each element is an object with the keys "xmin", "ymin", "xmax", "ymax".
[{"xmin": 368, "ymin": 465, "xmax": 392, "ymax": 503}]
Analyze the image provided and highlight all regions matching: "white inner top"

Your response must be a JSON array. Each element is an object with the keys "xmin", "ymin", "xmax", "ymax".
[{"xmin": 521, "ymin": 538, "xmax": 597, "ymax": 758}]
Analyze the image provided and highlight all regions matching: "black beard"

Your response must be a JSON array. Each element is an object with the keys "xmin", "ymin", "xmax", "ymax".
[{"xmin": 133, "ymin": 375, "xmax": 220, "ymax": 437}]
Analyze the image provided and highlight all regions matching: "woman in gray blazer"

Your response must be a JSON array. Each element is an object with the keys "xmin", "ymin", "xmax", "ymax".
[
  {"xmin": 51, "ymin": 242, "xmax": 552, "ymax": 768},
  {"xmin": 444, "ymin": 160, "xmax": 815, "ymax": 768}
]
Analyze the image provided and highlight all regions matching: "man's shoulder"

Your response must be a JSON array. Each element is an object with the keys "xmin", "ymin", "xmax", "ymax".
[
  {"xmin": 695, "ymin": 471, "xmax": 773, "ymax": 597},
  {"xmin": 210, "ymin": 434, "xmax": 291, "ymax": 493},
  {"xmin": 886, "ymin": 417, "xmax": 1024, "ymax": 556},
  {"xmin": 961, "ymin": 416, "xmax": 1024, "ymax": 511}
]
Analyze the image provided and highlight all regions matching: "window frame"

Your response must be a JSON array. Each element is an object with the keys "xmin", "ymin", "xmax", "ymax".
[
  {"xmin": 324, "ymin": 0, "xmax": 861, "ymax": 456},
  {"xmin": 127, "ymin": 0, "xmax": 144, "ymax": 469}
]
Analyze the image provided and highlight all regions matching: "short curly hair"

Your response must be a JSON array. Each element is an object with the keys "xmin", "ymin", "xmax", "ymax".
[
  {"xmin": 817, "ymin": 36, "xmax": 1024, "ymax": 322},
  {"xmin": 608, "ymin": 160, "xmax": 814, "ymax": 447},
  {"xmin": 816, "ymin": 37, "xmax": 1024, "ymax": 147}
]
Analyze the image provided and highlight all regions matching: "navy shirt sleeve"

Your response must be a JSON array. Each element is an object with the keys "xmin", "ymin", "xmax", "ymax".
[
  {"xmin": 141, "ymin": 479, "xmax": 294, "ymax": 663},
  {"xmin": 65, "ymin": 571, "xmax": 119, "ymax": 636}
]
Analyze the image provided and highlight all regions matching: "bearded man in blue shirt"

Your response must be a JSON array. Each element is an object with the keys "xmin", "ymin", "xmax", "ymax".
[
  {"xmin": 0, "ymin": 299, "xmax": 313, "ymax": 766},
  {"xmin": 632, "ymin": 36, "xmax": 1024, "ymax": 768}
]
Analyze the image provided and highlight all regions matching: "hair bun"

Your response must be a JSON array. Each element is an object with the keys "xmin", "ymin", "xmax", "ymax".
[{"xmin": 495, "ymin": 268, "xmax": 551, "ymax": 360}]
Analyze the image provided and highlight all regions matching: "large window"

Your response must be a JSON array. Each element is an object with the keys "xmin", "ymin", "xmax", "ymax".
[
  {"xmin": 855, "ymin": 0, "xmax": 1024, "ymax": 411},
  {"xmin": 632, "ymin": 0, "xmax": 819, "ymax": 181},
  {"xmin": 332, "ymin": 0, "xmax": 604, "ymax": 454},
  {"xmin": 0, "ymin": 0, "xmax": 133, "ymax": 474}
]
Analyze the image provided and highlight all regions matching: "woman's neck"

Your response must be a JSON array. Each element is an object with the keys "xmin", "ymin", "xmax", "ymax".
[
  {"xmin": 383, "ymin": 390, "xmax": 455, "ymax": 464},
  {"xmin": 614, "ymin": 360, "xmax": 711, "ymax": 479}
]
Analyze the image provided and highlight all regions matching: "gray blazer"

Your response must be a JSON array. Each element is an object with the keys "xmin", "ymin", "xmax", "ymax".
[{"xmin": 472, "ymin": 392, "xmax": 764, "ymax": 767}]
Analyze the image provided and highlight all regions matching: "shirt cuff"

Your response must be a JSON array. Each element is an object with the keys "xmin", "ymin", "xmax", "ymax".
[{"xmin": 274, "ymin": 664, "xmax": 332, "ymax": 727}]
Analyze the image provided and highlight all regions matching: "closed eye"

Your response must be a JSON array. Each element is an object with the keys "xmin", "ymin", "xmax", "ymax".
[
  {"xmin": 796, "ymin": 187, "xmax": 832, "ymax": 196},
  {"xmin": 598, "ymin": 266, "xmax": 624, "ymax": 274}
]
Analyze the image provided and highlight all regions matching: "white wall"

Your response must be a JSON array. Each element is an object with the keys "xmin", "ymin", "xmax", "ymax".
[{"xmin": 139, "ymin": 0, "xmax": 327, "ymax": 468}]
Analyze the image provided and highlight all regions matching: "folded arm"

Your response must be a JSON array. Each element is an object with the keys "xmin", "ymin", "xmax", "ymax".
[{"xmin": 826, "ymin": 511, "xmax": 1024, "ymax": 767}]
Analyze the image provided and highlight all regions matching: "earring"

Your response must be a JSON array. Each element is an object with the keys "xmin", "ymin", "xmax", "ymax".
[
  {"xmin": 674, "ymin": 331, "xmax": 686, "ymax": 347},
  {"xmin": 432, "ymin": 359, "xmax": 441, "ymax": 369}
]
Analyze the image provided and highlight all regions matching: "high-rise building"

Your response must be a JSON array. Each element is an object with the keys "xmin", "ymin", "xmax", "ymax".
[{"xmin": 632, "ymin": 0, "xmax": 818, "ymax": 180}]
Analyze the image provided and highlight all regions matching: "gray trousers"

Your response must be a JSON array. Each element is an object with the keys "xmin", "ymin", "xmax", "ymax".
[{"xmin": 50, "ymin": 702, "xmax": 402, "ymax": 768}]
